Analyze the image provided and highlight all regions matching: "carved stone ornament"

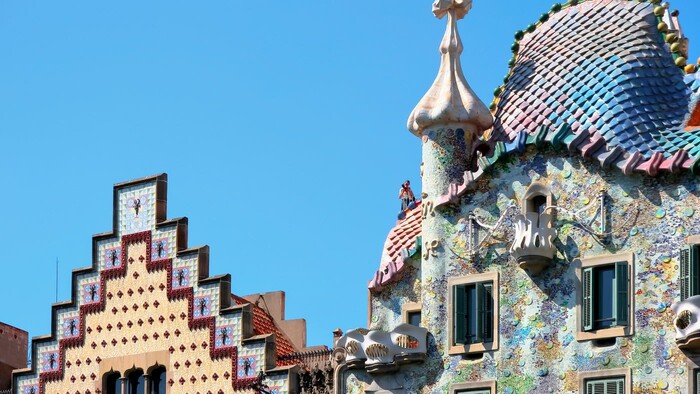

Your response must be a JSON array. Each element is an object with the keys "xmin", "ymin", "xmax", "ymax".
[
  {"xmin": 334, "ymin": 324, "xmax": 428, "ymax": 375},
  {"xmin": 407, "ymin": 0, "xmax": 493, "ymax": 136},
  {"xmin": 510, "ymin": 212, "xmax": 557, "ymax": 275},
  {"xmin": 672, "ymin": 296, "xmax": 700, "ymax": 352},
  {"xmin": 423, "ymin": 239, "xmax": 440, "ymax": 260}
]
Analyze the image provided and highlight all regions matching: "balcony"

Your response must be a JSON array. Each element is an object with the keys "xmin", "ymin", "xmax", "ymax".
[
  {"xmin": 510, "ymin": 212, "xmax": 557, "ymax": 275},
  {"xmin": 672, "ymin": 295, "xmax": 700, "ymax": 352},
  {"xmin": 334, "ymin": 324, "xmax": 428, "ymax": 374}
]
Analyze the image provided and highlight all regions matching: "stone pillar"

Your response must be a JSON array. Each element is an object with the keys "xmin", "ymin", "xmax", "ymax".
[
  {"xmin": 143, "ymin": 374, "xmax": 151, "ymax": 394},
  {"xmin": 118, "ymin": 377, "xmax": 128, "ymax": 394},
  {"xmin": 420, "ymin": 124, "xmax": 477, "ymax": 349}
]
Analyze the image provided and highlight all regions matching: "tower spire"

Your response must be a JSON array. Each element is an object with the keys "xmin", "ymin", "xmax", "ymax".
[{"xmin": 407, "ymin": 0, "xmax": 493, "ymax": 137}]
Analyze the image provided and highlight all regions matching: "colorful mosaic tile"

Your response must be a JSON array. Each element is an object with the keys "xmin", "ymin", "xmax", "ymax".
[
  {"xmin": 118, "ymin": 184, "xmax": 156, "ymax": 235},
  {"xmin": 193, "ymin": 295, "xmax": 212, "ymax": 318},
  {"xmin": 61, "ymin": 315, "xmax": 80, "ymax": 338},
  {"xmin": 491, "ymin": 1, "xmax": 693, "ymax": 160},
  {"xmin": 214, "ymin": 325, "xmax": 235, "ymax": 348},
  {"xmin": 81, "ymin": 281, "xmax": 100, "ymax": 304},
  {"xmin": 151, "ymin": 237, "xmax": 170, "ymax": 260},
  {"xmin": 238, "ymin": 342, "xmax": 265, "ymax": 378},
  {"xmin": 40, "ymin": 351, "xmax": 59, "ymax": 373},
  {"xmin": 103, "ymin": 245, "xmax": 122, "ymax": 269},
  {"xmin": 171, "ymin": 266, "xmax": 190, "ymax": 289}
]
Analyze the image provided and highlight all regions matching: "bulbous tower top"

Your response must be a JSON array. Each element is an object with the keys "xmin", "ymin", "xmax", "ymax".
[{"xmin": 407, "ymin": 0, "xmax": 493, "ymax": 137}]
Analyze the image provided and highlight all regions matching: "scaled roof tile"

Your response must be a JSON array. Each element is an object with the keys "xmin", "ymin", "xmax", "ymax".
[{"xmin": 489, "ymin": 0, "xmax": 699, "ymax": 163}]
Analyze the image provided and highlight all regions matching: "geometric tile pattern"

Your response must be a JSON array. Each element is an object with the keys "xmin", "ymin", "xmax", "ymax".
[
  {"xmin": 118, "ymin": 183, "xmax": 156, "ymax": 235},
  {"xmin": 238, "ymin": 342, "xmax": 265, "ymax": 379},
  {"xmin": 13, "ymin": 174, "xmax": 301, "ymax": 394},
  {"xmin": 490, "ymin": 0, "xmax": 693, "ymax": 159}
]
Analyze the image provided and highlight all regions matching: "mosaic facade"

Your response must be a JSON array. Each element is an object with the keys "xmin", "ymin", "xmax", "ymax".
[{"xmin": 339, "ymin": 0, "xmax": 700, "ymax": 393}]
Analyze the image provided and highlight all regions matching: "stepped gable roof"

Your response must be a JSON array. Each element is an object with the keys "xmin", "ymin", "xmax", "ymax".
[
  {"xmin": 231, "ymin": 294, "xmax": 297, "ymax": 361},
  {"xmin": 369, "ymin": 201, "xmax": 422, "ymax": 293},
  {"xmin": 489, "ymin": 0, "xmax": 700, "ymax": 163}
]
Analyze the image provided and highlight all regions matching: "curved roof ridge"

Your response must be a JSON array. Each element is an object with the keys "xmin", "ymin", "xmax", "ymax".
[
  {"xmin": 369, "ymin": 201, "xmax": 423, "ymax": 293},
  {"xmin": 487, "ymin": 0, "xmax": 691, "ymax": 159}
]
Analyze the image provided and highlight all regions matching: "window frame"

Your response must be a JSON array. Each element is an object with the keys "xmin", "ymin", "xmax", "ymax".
[
  {"xmin": 450, "ymin": 380, "xmax": 496, "ymax": 394},
  {"xmin": 578, "ymin": 368, "xmax": 631, "ymax": 394},
  {"xmin": 522, "ymin": 182, "xmax": 555, "ymax": 224},
  {"xmin": 685, "ymin": 355, "xmax": 700, "ymax": 393},
  {"xmin": 680, "ymin": 236, "xmax": 700, "ymax": 301},
  {"xmin": 447, "ymin": 272, "xmax": 499, "ymax": 355},
  {"xmin": 576, "ymin": 252, "xmax": 634, "ymax": 342},
  {"xmin": 401, "ymin": 302, "xmax": 422, "ymax": 327}
]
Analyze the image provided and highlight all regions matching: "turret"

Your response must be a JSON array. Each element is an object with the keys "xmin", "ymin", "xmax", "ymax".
[
  {"xmin": 407, "ymin": 0, "xmax": 493, "ymax": 200},
  {"xmin": 406, "ymin": 0, "xmax": 493, "ymax": 350}
]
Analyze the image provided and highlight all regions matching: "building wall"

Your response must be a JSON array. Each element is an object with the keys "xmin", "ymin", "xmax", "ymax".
[
  {"xmin": 11, "ymin": 175, "xmax": 298, "ymax": 394},
  {"xmin": 351, "ymin": 147, "xmax": 700, "ymax": 393},
  {"xmin": 0, "ymin": 323, "xmax": 28, "ymax": 390}
]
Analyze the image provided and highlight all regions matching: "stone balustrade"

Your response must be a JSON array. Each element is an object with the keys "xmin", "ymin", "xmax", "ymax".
[{"xmin": 510, "ymin": 212, "xmax": 557, "ymax": 275}]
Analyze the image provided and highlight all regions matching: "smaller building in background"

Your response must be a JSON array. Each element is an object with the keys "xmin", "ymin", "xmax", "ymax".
[{"xmin": 0, "ymin": 322, "xmax": 27, "ymax": 393}]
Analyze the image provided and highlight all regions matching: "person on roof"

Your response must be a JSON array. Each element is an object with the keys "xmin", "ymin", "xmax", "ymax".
[{"xmin": 399, "ymin": 180, "xmax": 416, "ymax": 210}]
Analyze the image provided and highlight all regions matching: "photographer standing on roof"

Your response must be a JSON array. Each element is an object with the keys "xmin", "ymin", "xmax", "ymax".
[{"xmin": 399, "ymin": 180, "xmax": 416, "ymax": 210}]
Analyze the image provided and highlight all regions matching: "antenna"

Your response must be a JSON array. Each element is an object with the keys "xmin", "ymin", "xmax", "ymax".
[{"xmin": 55, "ymin": 258, "xmax": 59, "ymax": 302}]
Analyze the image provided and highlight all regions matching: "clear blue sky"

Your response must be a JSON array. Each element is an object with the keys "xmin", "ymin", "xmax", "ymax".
[{"xmin": 1, "ymin": 1, "xmax": 699, "ymax": 350}]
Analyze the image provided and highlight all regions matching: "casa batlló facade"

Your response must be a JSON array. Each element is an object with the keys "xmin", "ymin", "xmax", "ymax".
[{"xmin": 335, "ymin": 0, "xmax": 700, "ymax": 393}]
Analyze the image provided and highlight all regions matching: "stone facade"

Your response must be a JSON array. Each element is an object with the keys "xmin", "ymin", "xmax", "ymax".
[{"xmin": 10, "ymin": 174, "xmax": 327, "ymax": 394}]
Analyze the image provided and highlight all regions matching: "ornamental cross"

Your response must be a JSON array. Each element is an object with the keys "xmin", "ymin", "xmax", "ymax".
[{"xmin": 432, "ymin": 0, "xmax": 472, "ymax": 20}]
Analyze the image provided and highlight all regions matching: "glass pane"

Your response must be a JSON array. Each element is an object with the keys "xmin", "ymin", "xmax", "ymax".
[
  {"xmin": 532, "ymin": 195, "xmax": 547, "ymax": 214},
  {"xmin": 483, "ymin": 284, "xmax": 493, "ymax": 342},
  {"xmin": 151, "ymin": 367, "xmax": 167, "ymax": 394},
  {"xmin": 466, "ymin": 284, "xmax": 478, "ymax": 343},
  {"xmin": 594, "ymin": 266, "xmax": 615, "ymax": 329},
  {"xmin": 104, "ymin": 373, "xmax": 121, "ymax": 394},
  {"xmin": 408, "ymin": 311, "xmax": 421, "ymax": 327},
  {"xmin": 128, "ymin": 369, "xmax": 144, "ymax": 394}
]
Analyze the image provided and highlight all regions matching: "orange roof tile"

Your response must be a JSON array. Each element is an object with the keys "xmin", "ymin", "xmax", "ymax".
[
  {"xmin": 231, "ymin": 294, "xmax": 297, "ymax": 361},
  {"xmin": 368, "ymin": 201, "xmax": 422, "ymax": 292}
]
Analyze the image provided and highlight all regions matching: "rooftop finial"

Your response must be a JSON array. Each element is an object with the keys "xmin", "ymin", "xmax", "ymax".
[{"xmin": 407, "ymin": 0, "xmax": 493, "ymax": 136}]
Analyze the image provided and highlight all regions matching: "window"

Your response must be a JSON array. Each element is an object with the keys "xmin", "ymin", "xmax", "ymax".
[
  {"xmin": 522, "ymin": 182, "xmax": 555, "ymax": 226},
  {"xmin": 103, "ymin": 371, "xmax": 121, "ymax": 394},
  {"xmin": 680, "ymin": 244, "xmax": 700, "ymax": 301},
  {"xmin": 448, "ymin": 272, "xmax": 499, "ymax": 355},
  {"xmin": 408, "ymin": 311, "xmax": 421, "ymax": 326},
  {"xmin": 150, "ymin": 365, "xmax": 167, "ymax": 394},
  {"xmin": 578, "ymin": 368, "xmax": 630, "ymax": 394},
  {"xmin": 584, "ymin": 377, "xmax": 624, "ymax": 394},
  {"xmin": 127, "ymin": 369, "xmax": 145, "ymax": 394},
  {"xmin": 453, "ymin": 282, "xmax": 493, "ymax": 345},
  {"xmin": 401, "ymin": 302, "xmax": 422, "ymax": 327},
  {"xmin": 450, "ymin": 381, "xmax": 496, "ymax": 394},
  {"xmin": 577, "ymin": 253, "xmax": 634, "ymax": 341}
]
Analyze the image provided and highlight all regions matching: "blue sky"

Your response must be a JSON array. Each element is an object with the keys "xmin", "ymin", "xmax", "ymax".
[{"xmin": 1, "ymin": 0, "xmax": 699, "ymax": 350}]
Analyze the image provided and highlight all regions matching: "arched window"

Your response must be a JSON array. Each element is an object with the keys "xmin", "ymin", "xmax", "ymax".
[
  {"xmin": 522, "ymin": 183, "xmax": 554, "ymax": 228},
  {"xmin": 103, "ymin": 371, "xmax": 121, "ymax": 394},
  {"xmin": 127, "ymin": 368, "xmax": 145, "ymax": 394},
  {"xmin": 150, "ymin": 365, "xmax": 167, "ymax": 394}
]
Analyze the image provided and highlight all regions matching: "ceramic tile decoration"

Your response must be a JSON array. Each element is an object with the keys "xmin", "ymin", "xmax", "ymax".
[
  {"xmin": 11, "ymin": 174, "xmax": 319, "ymax": 394},
  {"xmin": 338, "ymin": 1, "xmax": 700, "ymax": 393}
]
